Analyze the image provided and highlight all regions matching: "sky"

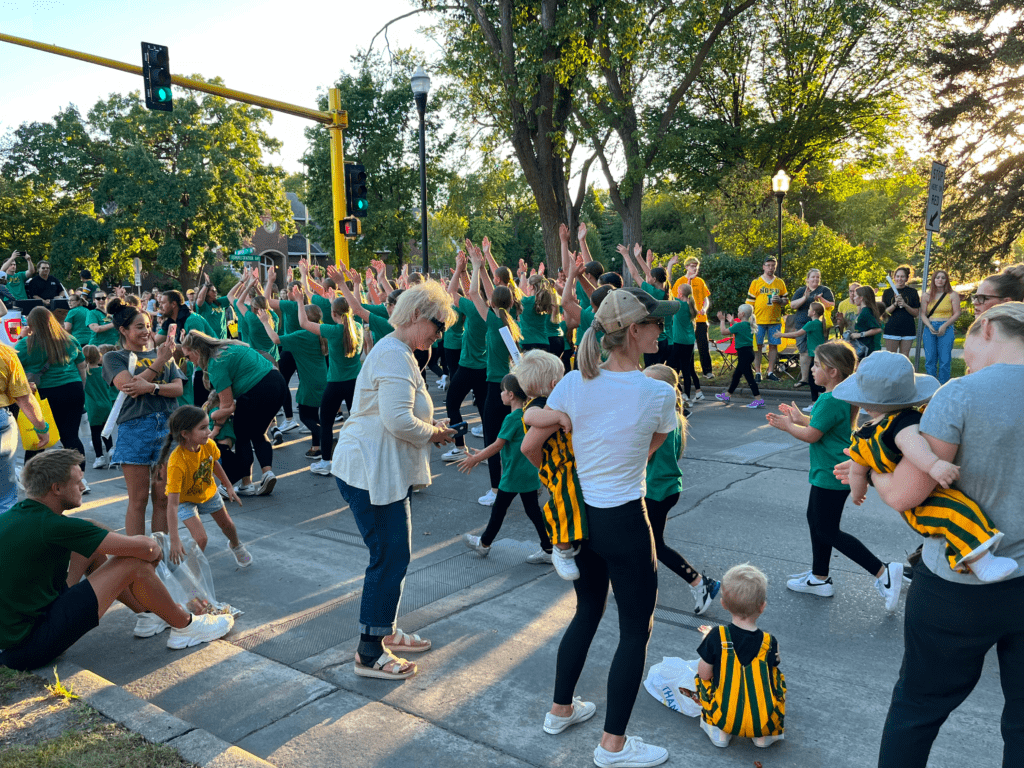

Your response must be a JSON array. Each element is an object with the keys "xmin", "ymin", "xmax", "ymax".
[{"xmin": 0, "ymin": 0, "xmax": 435, "ymax": 175}]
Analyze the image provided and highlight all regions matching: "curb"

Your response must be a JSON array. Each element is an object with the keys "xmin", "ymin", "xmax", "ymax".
[{"xmin": 36, "ymin": 660, "xmax": 276, "ymax": 768}]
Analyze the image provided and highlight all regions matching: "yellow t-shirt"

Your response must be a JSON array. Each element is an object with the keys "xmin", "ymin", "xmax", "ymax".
[
  {"xmin": 837, "ymin": 298, "xmax": 858, "ymax": 327},
  {"xmin": 746, "ymin": 276, "xmax": 788, "ymax": 325},
  {"xmin": 670, "ymin": 275, "xmax": 711, "ymax": 323},
  {"xmin": 0, "ymin": 345, "xmax": 31, "ymax": 408},
  {"xmin": 166, "ymin": 440, "xmax": 221, "ymax": 504}
]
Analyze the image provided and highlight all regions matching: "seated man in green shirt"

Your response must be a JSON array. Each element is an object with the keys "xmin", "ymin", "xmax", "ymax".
[{"xmin": 0, "ymin": 450, "xmax": 234, "ymax": 671}]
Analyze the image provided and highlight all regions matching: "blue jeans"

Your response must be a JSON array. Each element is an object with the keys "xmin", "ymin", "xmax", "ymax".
[
  {"xmin": 336, "ymin": 478, "xmax": 412, "ymax": 637},
  {"xmin": 0, "ymin": 409, "xmax": 17, "ymax": 514},
  {"xmin": 923, "ymin": 320, "xmax": 954, "ymax": 384}
]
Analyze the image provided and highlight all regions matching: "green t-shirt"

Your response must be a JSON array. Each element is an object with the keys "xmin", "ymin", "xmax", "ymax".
[
  {"xmin": 641, "ymin": 282, "xmax": 669, "ymax": 342},
  {"xmin": 544, "ymin": 312, "xmax": 564, "ymax": 338},
  {"xmin": 578, "ymin": 305, "xmax": 596, "ymax": 342},
  {"xmin": 15, "ymin": 336, "xmax": 84, "ymax": 388},
  {"xmin": 230, "ymin": 301, "xmax": 250, "ymax": 345},
  {"xmin": 277, "ymin": 299, "xmax": 302, "ymax": 334},
  {"xmin": 803, "ymin": 318, "xmax": 825, "ymax": 357},
  {"xmin": 485, "ymin": 310, "xmax": 513, "ymax": 383},
  {"xmin": 443, "ymin": 309, "xmax": 465, "ymax": 350},
  {"xmin": 64, "ymin": 305, "xmax": 93, "ymax": 346},
  {"xmin": 458, "ymin": 297, "xmax": 487, "ymax": 370},
  {"xmin": 244, "ymin": 309, "xmax": 279, "ymax": 362},
  {"xmin": 207, "ymin": 343, "xmax": 274, "ymax": 398},
  {"xmin": 84, "ymin": 365, "xmax": 116, "ymax": 425},
  {"xmin": 519, "ymin": 295, "xmax": 550, "ymax": 346},
  {"xmin": 176, "ymin": 359, "xmax": 196, "ymax": 408},
  {"xmin": 646, "ymin": 413, "xmax": 684, "ymax": 501},
  {"xmin": 671, "ymin": 300, "xmax": 696, "ymax": 345},
  {"xmin": 6, "ymin": 270, "xmax": 29, "ymax": 301},
  {"xmin": 497, "ymin": 408, "xmax": 540, "ymax": 493},
  {"xmin": 278, "ymin": 330, "xmax": 327, "ymax": 406},
  {"xmin": 367, "ymin": 311, "xmax": 394, "ymax": 341},
  {"xmin": 807, "ymin": 392, "xmax": 853, "ymax": 491},
  {"xmin": 0, "ymin": 499, "xmax": 108, "ymax": 649},
  {"xmin": 88, "ymin": 309, "xmax": 119, "ymax": 347},
  {"xmin": 855, "ymin": 307, "xmax": 882, "ymax": 352},
  {"xmin": 322, "ymin": 322, "xmax": 363, "ymax": 382},
  {"xmin": 198, "ymin": 295, "xmax": 231, "ymax": 339},
  {"xmin": 311, "ymin": 293, "xmax": 337, "ymax": 325},
  {"xmin": 729, "ymin": 320, "xmax": 754, "ymax": 349}
]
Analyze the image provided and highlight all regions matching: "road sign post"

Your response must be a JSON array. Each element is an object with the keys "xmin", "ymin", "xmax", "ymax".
[{"xmin": 916, "ymin": 161, "xmax": 946, "ymax": 372}]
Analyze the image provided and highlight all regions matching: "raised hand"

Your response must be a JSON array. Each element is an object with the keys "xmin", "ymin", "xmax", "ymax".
[
  {"xmin": 538, "ymin": 262, "xmax": 546, "ymax": 276},
  {"xmin": 481, "ymin": 235, "xmax": 491, "ymax": 257},
  {"xmin": 298, "ymin": 258, "xmax": 309, "ymax": 275},
  {"xmin": 616, "ymin": 243, "xmax": 629, "ymax": 258},
  {"xmin": 559, "ymin": 223, "xmax": 570, "ymax": 243},
  {"xmin": 646, "ymin": 249, "xmax": 655, "ymax": 267},
  {"xmin": 633, "ymin": 243, "xmax": 642, "ymax": 260},
  {"xmin": 577, "ymin": 222, "xmax": 588, "ymax": 241}
]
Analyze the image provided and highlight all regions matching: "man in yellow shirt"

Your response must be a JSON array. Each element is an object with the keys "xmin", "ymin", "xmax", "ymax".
[
  {"xmin": 834, "ymin": 282, "xmax": 861, "ymax": 338},
  {"xmin": 745, "ymin": 257, "xmax": 789, "ymax": 381},
  {"xmin": 670, "ymin": 257, "xmax": 713, "ymax": 377}
]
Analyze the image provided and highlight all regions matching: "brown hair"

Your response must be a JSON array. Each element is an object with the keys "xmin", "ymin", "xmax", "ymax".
[
  {"xmin": 82, "ymin": 344, "xmax": 102, "ymax": 366},
  {"xmin": 26, "ymin": 307, "xmax": 75, "ymax": 367},
  {"xmin": 157, "ymin": 405, "xmax": 209, "ymax": 467},
  {"xmin": 528, "ymin": 275, "xmax": 561, "ymax": 324},
  {"xmin": 303, "ymin": 304, "xmax": 329, "ymax": 356},
  {"xmin": 331, "ymin": 297, "xmax": 358, "ymax": 357},
  {"xmin": 812, "ymin": 340, "xmax": 860, "ymax": 428},
  {"xmin": 23, "ymin": 449, "xmax": 85, "ymax": 497},
  {"xmin": 966, "ymin": 301, "xmax": 1024, "ymax": 342},
  {"xmin": 981, "ymin": 264, "xmax": 1024, "ymax": 302},
  {"xmin": 643, "ymin": 364, "xmax": 687, "ymax": 452},
  {"xmin": 856, "ymin": 286, "xmax": 882, "ymax": 320},
  {"xmin": 490, "ymin": 286, "xmax": 523, "ymax": 344}
]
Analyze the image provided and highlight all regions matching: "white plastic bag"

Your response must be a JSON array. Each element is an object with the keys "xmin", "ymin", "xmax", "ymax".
[
  {"xmin": 151, "ymin": 532, "xmax": 242, "ymax": 617},
  {"xmin": 644, "ymin": 657, "xmax": 702, "ymax": 717}
]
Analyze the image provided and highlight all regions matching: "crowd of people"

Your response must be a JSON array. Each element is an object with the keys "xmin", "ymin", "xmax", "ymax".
[{"xmin": 0, "ymin": 240, "xmax": 1022, "ymax": 768}]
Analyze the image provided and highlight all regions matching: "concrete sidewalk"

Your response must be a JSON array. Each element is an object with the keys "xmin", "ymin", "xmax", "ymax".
[{"xmin": 37, "ymin": 381, "xmax": 1006, "ymax": 768}]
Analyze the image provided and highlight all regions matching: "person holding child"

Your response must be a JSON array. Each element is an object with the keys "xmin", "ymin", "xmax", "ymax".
[
  {"xmin": 522, "ymin": 287, "xmax": 678, "ymax": 768},
  {"xmin": 715, "ymin": 305, "xmax": 764, "ymax": 408},
  {"xmin": 695, "ymin": 563, "xmax": 785, "ymax": 749}
]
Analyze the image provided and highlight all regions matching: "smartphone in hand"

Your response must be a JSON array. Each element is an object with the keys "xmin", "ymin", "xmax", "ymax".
[{"xmin": 449, "ymin": 421, "xmax": 469, "ymax": 437}]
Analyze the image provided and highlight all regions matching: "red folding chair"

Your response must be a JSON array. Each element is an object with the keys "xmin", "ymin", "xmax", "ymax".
[{"xmin": 713, "ymin": 336, "xmax": 737, "ymax": 374}]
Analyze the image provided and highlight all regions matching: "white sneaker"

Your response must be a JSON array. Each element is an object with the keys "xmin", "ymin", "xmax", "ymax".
[
  {"xmin": 693, "ymin": 390, "xmax": 705, "ymax": 401},
  {"xmin": 442, "ymin": 447, "xmax": 468, "ymax": 462},
  {"xmin": 462, "ymin": 533, "xmax": 490, "ymax": 557},
  {"xmin": 218, "ymin": 484, "xmax": 229, "ymax": 499},
  {"xmin": 236, "ymin": 482, "xmax": 259, "ymax": 497},
  {"xmin": 478, "ymin": 489, "xmax": 497, "ymax": 506},
  {"xmin": 279, "ymin": 419, "xmax": 299, "ymax": 433},
  {"xmin": 297, "ymin": 425, "xmax": 312, "ymax": 435},
  {"xmin": 699, "ymin": 718, "xmax": 732, "ymax": 749},
  {"xmin": 166, "ymin": 613, "xmax": 234, "ymax": 649},
  {"xmin": 437, "ymin": 374, "xmax": 448, "ymax": 391},
  {"xmin": 593, "ymin": 735, "xmax": 668, "ymax": 767},
  {"xmin": 133, "ymin": 611, "xmax": 170, "ymax": 638},
  {"xmin": 787, "ymin": 574, "xmax": 835, "ymax": 597},
  {"xmin": 752, "ymin": 733, "xmax": 785, "ymax": 748},
  {"xmin": 802, "ymin": 404, "xmax": 815, "ymax": 413},
  {"xmin": 81, "ymin": 480, "xmax": 91, "ymax": 495},
  {"xmin": 471, "ymin": 425, "xmax": 484, "ymax": 438},
  {"xmin": 92, "ymin": 456, "xmax": 108, "ymax": 469},
  {"xmin": 552, "ymin": 546, "xmax": 581, "ymax": 580},
  {"xmin": 875, "ymin": 562, "xmax": 904, "ymax": 613},
  {"xmin": 526, "ymin": 549, "xmax": 553, "ymax": 564},
  {"xmin": 543, "ymin": 697, "xmax": 596, "ymax": 734},
  {"xmin": 256, "ymin": 471, "xmax": 277, "ymax": 496},
  {"xmin": 231, "ymin": 543, "xmax": 253, "ymax": 568},
  {"xmin": 309, "ymin": 459, "xmax": 332, "ymax": 476}
]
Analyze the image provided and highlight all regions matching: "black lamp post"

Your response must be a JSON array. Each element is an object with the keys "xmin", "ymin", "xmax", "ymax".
[
  {"xmin": 411, "ymin": 66, "xmax": 431, "ymax": 275},
  {"xmin": 772, "ymin": 169, "xmax": 790, "ymax": 274}
]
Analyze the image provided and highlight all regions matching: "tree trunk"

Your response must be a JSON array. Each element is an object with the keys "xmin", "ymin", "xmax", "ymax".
[{"xmin": 619, "ymin": 192, "xmax": 643, "ymax": 286}]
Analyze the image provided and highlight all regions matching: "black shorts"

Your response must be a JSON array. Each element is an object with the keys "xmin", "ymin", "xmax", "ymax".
[{"xmin": 0, "ymin": 581, "xmax": 99, "ymax": 671}]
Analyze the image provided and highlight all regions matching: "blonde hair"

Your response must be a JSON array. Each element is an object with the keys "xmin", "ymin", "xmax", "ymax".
[
  {"xmin": 737, "ymin": 302, "xmax": 757, "ymax": 331},
  {"xmin": 577, "ymin": 323, "xmax": 629, "ymax": 380},
  {"xmin": 331, "ymin": 297, "xmax": 359, "ymax": 357},
  {"xmin": 180, "ymin": 330, "xmax": 247, "ymax": 378},
  {"xmin": 23, "ymin": 449, "xmax": 85, "ymax": 498},
  {"xmin": 643, "ymin": 364, "xmax": 687, "ymax": 452},
  {"xmin": 83, "ymin": 344, "xmax": 102, "ymax": 366},
  {"xmin": 389, "ymin": 282, "xmax": 457, "ymax": 329},
  {"xmin": 720, "ymin": 563, "xmax": 767, "ymax": 620},
  {"xmin": 967, "ymin": 301, "xmax": 1024, "ymax": 342},
  {"xmin": 489, "ymin": 285, "xmax": 523, "ymax": 343},
  {"xmin": 528, "ymin": 275, "xmax": 561, "ymax": 324},
  {"xmin": 513, "ymin": 349, "xmax": 564, "ymax": 398}
]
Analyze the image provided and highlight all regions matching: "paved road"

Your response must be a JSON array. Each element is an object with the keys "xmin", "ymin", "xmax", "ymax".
[{"xmin": 55, "ymin": 377, "xmax": 1004, "ymax": 767}]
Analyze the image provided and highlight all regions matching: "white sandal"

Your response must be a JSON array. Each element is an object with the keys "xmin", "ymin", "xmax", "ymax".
[
  {"xmin": 383, "ymin": 628, "xmax": 432, "ymax": 654},
  {"xmin": 353, "ymin": 650, "xmax": 416, "ymax": 680}
]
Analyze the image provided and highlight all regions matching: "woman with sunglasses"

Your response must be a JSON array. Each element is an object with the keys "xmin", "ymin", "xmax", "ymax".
[
  {"xmin": 330, "ymin": 282, "xmax": 457, "ymax": 681},
  {"xmin": 971, "ymin": 264, "xmax": 1024, "ymax": 316}
]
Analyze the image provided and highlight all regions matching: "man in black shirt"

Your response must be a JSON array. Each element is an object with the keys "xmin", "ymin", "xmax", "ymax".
[{"xmin": 25, "ymin": 261, "xmax": 67, "ymax": 306}]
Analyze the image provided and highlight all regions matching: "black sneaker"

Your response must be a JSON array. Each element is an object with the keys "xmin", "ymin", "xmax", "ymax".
[
  {"xmin": 304, "ymin": 448, "xmax": 321, "ymax": 460},
  {"xmin": 270, "ymin": 427, "xmax": 284, "ymax": 446},
  {"xmin": 755, "ymin": 372, "xmax": 762, "ymax": 382},
  {"xmin": 766, "ymin": 372, "xmax": 781, "ymax": 382}
]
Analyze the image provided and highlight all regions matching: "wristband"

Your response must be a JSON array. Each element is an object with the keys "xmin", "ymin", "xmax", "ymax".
[{"xmin": 32, "ymin": 424, "xmax": 49, "ymax": 434}]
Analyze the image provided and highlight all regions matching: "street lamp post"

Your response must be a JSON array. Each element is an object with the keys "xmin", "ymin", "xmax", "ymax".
[
  {"xmin": 772, "ymin": 169, "xmax": 790, "ymax": 275},
  {"xmin": 411, "ymin": 66, "xmax": 431, "ymax": 276}
]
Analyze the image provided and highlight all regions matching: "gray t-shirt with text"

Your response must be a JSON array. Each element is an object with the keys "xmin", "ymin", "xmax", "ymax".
[{"xmin": 101, "ymin": 349, "xmax": 184, "ymax": 425}]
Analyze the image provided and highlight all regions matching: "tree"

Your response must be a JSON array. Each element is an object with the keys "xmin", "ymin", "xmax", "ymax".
[{"xmin": 1, "ymin": 82, "xmax": 293, "ymax": 288}]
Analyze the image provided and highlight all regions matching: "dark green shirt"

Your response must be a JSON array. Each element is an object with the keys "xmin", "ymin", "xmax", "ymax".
[
  {"xmin": 322, "ymin": 322, "xmax": 363, "ymax": 382},
  {"xmin": 671, "ymin": 300, "xmax": 696, "ymax": 345},
  {"xmin": 6, "ymin": 270, "xmax": 29, "ymax": 301},
  {"xmin": 729, "ymin": 320, "xmax": 754, "ymax": 350},
  {"xmin": 311, "ymin": 293, "xmax": 337, "ymax": 325},
  {"xmin": 197, "ymin": 295, "xmax": 231, "ymax": 339},
  {"xmin": 88, "ymin": 309, "xmax": 119, "ymax": 347},
  {"xmin": 64, "ymin": 306, "xmax": 93, "ymax": 346},
  {"xmin": 519, "ymin": 295, "xmax": 550, "ymax": 346},
  {"xmin": 278, "ymin": 300, "xmax": 302, "ymax": 334},
  {"xmin": 15, "ymin": 336, "xmax": 84, "ymax": 388},
  {"xmin": 497, "ymin": 408, "xmax": 540, "ymax": 493},
  {"xmin": 244, "ymin": 310, "xmax": 279, "ymax": 362},
  {"xmin": 278, "ymin": 330, "xmax": 326, "ymax": 406},
  {"xmin": 207, "ymin": 343, "xmax": 274, "ymax": 398},
  {"xmin": 443, "ymin": 309, "xmax": 465, "ymax": 350},
  {"xmin": 803, "ymin": 318, "xmax": 825, "ymax": 356},
  {"xmin": 485, "ymin": 310, "xmax": 514, "ymax": 383},
  {"xmin": 646, "ymin": 413, "xmax": 684, "ymax": 501},
  {"xmin": 458, "ymin": 297, "xmax": 487, "ymax": 370},
  {"xmin": 855, "ymin": 307, "xmax": 882, "ymax": 352},
  {"xmin": 84, "ymin": 366, "xmax": 117, "ymax": 425}
]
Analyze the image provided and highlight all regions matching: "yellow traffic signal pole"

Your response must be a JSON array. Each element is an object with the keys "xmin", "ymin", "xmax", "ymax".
[{"xmin": 0, "ymin": 32, "xmax": 351, "ymax": 268}]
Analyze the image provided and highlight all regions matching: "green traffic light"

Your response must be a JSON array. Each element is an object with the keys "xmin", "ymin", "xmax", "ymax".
[
  {"xmin": 156, "ymin": 87, "xmax": 172, "ymax": 102},
  {"xmin": 356, "ymin": 199, "xmax": 368, "ymax": 210}
]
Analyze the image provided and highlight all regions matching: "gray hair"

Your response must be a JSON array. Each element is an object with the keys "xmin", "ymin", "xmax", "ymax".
[{"xmin": 389, "ymin": 282, "xmax": 457, "ymax": 329}]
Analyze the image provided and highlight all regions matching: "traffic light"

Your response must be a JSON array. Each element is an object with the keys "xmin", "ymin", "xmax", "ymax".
[
  {"xmin": 340, "ymin": 217, "xmax": 361, "ymax": 237},
  {"xmin": 141, "ymin": 42, "xmax": 173, "ymax": 112},
  {"xmin": 345, "ymin": 163, "xmax": 368, "ymax": 218}
]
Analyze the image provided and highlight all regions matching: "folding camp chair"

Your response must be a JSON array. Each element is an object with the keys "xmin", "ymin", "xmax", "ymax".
[
  {"xmin": 713, "ymin": 336, "xmax": 737, "ymax": 374},
  {"xmin": 774, "ymin": 337, "xmax": 800, "ymax": 380}
]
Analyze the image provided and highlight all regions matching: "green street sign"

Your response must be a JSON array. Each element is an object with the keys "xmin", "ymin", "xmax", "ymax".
[{"xmin": 230, "ymin": 247, "xmax": 257, "ymax": 261}]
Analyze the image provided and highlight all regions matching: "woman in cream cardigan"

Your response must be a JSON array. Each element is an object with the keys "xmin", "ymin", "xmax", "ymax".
[{"xmin": 331, "ymin": 281, "xmax": 457, "ymax": 680}]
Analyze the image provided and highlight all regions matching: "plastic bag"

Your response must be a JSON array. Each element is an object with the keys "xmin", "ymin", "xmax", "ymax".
[
  {"xmin": 150, "ymin": 532, "xmax": 242, "ymax": 617},
  {"xmin": 644, "ymin": 657, "xmax": 702, "ymax": 717}
]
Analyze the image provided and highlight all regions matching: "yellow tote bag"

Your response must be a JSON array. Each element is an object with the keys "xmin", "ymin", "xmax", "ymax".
[{"xmin": 17, "ymin": 394, "xmax": 61, "ymax": 451}]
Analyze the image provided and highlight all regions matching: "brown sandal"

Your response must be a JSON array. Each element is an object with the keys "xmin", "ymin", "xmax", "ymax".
[{"xmin": 354, "ymin": 650, "xmax": 416, "ymax": 680}]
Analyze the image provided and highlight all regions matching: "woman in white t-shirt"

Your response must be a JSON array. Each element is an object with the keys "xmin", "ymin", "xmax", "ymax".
[{"xmin": 523, "ymin": 287, "xmax": 678, "ymax": 768}]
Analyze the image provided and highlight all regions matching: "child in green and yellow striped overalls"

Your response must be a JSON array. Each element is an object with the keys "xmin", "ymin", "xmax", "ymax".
[
  {"xmin": 695, "ymin": 563, "xmax": 785, "ymax": 749},
  {"xmin": 517, "ymin": 350, "xmax": 587, "ymax": 581},
  {"xmin": 835, "ymin": 352, "xmax": 1017, "ymax": 582}
]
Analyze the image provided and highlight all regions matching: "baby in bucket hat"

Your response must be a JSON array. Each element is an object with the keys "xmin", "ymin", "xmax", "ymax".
[{"xmin": 833, "ymin": 351, "xmax": 1017, "ymax": 582}]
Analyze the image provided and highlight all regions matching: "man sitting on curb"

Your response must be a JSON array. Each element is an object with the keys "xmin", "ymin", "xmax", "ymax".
[{"xmin": 0, "ymin": 450, "xmax": 233, "ymax": 672}]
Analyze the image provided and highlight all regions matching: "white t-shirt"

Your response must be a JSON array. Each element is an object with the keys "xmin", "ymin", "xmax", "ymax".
[{"xmin": 547, "ymin": 368, "xmax": 677, "ymax": 507}]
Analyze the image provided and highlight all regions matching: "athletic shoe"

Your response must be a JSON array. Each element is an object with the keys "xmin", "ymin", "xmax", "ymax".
[
  {"xmin": 693, "ymin": 390, "xmax": 705, "ymax": 401},
  {"xmin": 699, "ymin": 718, "xmax": 732, "ymax": 749},
  {"xmin": 218, "ymin": 484, "xmax": 229, "ymax": 499},
  {"xmin": 478, "ymin": 489, "xmax": 497, "ymax": 506},
  {"xmin": 702, "ymin": 372, "xmax": 715, "ymax": 380},
  {"xmin": 526, "ymin": 549, "xmax": 553, "ymax": 564},
  {"xmin": 691, "ymin": 576, "xmax": 721, "ymax": 615},
  {"xmin": 297, "ymin": 425, "xmax": 312, "ymax": 435},
  {"xmin": 108, "ymin": 462, "xmax": 120, "ymax": 471},
  {"xmin": 334, "ymin": 413, "xmax": 345, "ymax": 422},
  {"xmin": 93, "ymin": 456, "xmax": 108, "ymax": 469},
  {"xmin": 442, "ymin": 447, "xmax": 468, "ymax": 462},
  {"xmin": 81, "ymin": 481, "xmax": 91, "ymax": 495},
  {"xmin": 542, "ymin": 697, "xmax": 596, "ymax": 735},
  {"xmin": 553, "ymin": 546, "xmax": 581, "ymax": 580},
  {"xmin": 462, "ymin": 533, "xmax": 491, "ymax": 557},
  {"xmin": 802, "ymin": 404, "xmax": 815, "ymax": 413},
  {"xmin": 270, "ymin": 427, "xmax": 284, "ymax": 445},
  {"xmin": 753, "ymin": 734, "xmax": 785, "ymax": 748},
  {"xmin": 166, "ymin": 613, "xmax": 234, "ymax": 650},
  {"xmin": 437, "ymin": 374, "xmax": 448, "ymax": 391},
  {"xmin": 134, "ymin": 612, "xmax": 170, "ymax": 638},
  {"xmin": 787, "ymin": 574, "xmax": 835, "ymax": 597},
  {"xmin": 309, "ymin": 459, "xmax": 332, "ymax": 476},
  {"xmin": 754, "ymin": 372, "xmax": 762, "ymax": 382},
  {"xmin": 875, "ymin": 562, "xmax": 904, "ymax": 613},
  {"xmin": 471, "ymin": 425, "xmax": 484, "ymax": 438},
  {"xmin": 236, "ymin": 483, "xmax": 259, "ymax": 497},
  {"xmin": 793, "ymin": 380, "xmax": 808, "ymax": 388},
  {"xmin": 279, "ymin": 419, "xmax": 299, "ymax": 433},
  {"xmin": 715, "ymin": 393, "xmax": 730, "ymax": 402},
  {"xmin": 304, "ymin": 448, "xmax": 321, "ymax": 460},
  {"xmin": 231, "ymin": 543, "xmax": 253, "ymax": 568},
  {"xmin": 593, "ymin": 735, "xmax": 668, "ymax": 767},
  {"xmin": 257, "ymin": 471, "xmax": 277, "ymax": 496},
  {"xmin": 744, "ymin": 398, "xmax": 766, "ymax": 408},
  {"xmin": 766, "ymin": 372, "xmax": 780, "ymax": 382}
]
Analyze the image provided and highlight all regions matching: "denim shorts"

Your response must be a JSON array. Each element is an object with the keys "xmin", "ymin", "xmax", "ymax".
[
  {"xmin": 111, "ymin": 412, "xmax": 169, "ymax": 466},
  {"xmin": 177, "ymin": 493, "xmax": 225, "ymax": 522},
  {"xmin": 756, "ymin": 323, "xmax": 781, "ymax": 347}
]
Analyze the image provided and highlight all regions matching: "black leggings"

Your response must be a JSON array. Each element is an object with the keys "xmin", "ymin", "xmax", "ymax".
[
  {"xmin": 645, "ymin": 493, "xmax": 699, "ymax": 584},
  {"xmin": 445, "ymin": 365, "xmax": 487, "ymax": 448},
  {"xmin": 480, "ymin": 490, "xmax": 552, "ymax": 551},
  {"xmin": 668, "ymin": 343, "xmax": 701, "ymax": 398},
  {"xmin": 277, "ymin": 350, "xmax": 296, "ymax": 419},
  {"xmin": 554, "ymin": 499, "xmax": 657, "ymax": 736},
  {"xmin": 695, "ymin": 321, "xmax": 713, "ymax": 375},
  {"xmin": 233, "ymin": 371, "xmax": 287, "ymax": 475},
  {"xmin": 298, "ymin": 404, "xmax": 320, "ymax": 448},
  {"xmin": 556, "ymin": 336, "xmax": 573, "ymax": 373},
  {"xmin": 482, "ymin": 381, "xmax": 510, "ymax": 489},
  {"xmin": 26, "ymin": 381, "xmax": 86, "ymax": 470},
  {"xmin": 193, "ymin": 368, "xmax": 210, "ymax": 407},
  {"xmin": 320, "ymin": 379, "xmax": 356, "ymax": 460},
  {"xmin": 807, "ymin": 485, "xmax": 883, "ymax": 577},
  {"xmin": 89, "ymin": 425, "xmax": 113, "ymax": 459},
  {"xmin": 729, "ymin": 346, "xmax": 760, "ymax": 396}
]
